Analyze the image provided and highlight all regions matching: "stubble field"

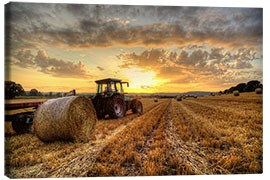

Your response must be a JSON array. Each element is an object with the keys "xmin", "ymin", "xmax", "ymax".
[{"xmin": 5, "ymin": 92, "xmax": 263, "ymax": 177}]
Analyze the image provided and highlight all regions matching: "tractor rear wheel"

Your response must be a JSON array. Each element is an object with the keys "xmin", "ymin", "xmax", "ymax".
[
  {"xmin": 131, "ymin": 99, "xmax": 143, "ymax": 114},
  {"xmin": 107, "ymin": 95, "xmax": 126, "ymax": 119}
]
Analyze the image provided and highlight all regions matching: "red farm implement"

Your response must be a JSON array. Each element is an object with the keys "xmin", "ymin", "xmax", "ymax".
[{"xmin": 5, "ymin": 90, "xmax": 76, "ymax": 134}]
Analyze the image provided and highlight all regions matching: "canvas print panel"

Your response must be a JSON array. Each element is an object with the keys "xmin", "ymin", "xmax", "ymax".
[{"xmin": 4, "ymin": 2, "xmax": 262, "ymax": 178}]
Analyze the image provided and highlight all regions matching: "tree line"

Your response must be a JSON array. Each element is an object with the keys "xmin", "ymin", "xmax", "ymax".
[
  {"xmin": 5, "ymin": 81, "xmax": 63, "ymax": 99},
  {"xmin": 222, "ymin": 80, "xmax": 263, "ymax": 94}
]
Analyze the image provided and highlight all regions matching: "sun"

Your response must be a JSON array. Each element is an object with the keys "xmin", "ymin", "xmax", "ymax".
[{"xmin": 121, "ymin": 67, "xmax": 160, "ymax": 93}]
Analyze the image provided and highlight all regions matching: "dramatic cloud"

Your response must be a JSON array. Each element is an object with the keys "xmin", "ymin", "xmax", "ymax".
[
  {"xmin": 5, "ymin": 3, "xmax": 262, "ymax": 50},
  {"xmin": 118, "ymin": 48, "xmax": 167, "ymax": 70},
  {"xmin": 117, "ymin": 47, "xmax": 261, "ymax": 86},
  {"xmin": 234, "ymin": 61, "xmax": 253, "ymax": 69},
  {"xmin": 13, "ymin": 49, "xmax": 35, "ymax": 68},
  {"xmin": 13, "ymin": 49, "xmax": 92, "ymax": 79},
  {"xmin": 4, "ymin": 3, "xmax": 263, "ymax": 92}
]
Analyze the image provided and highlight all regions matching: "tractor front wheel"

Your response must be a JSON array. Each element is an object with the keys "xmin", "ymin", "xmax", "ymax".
[{"xmin": 108, "ymin": 95, "xmax": 126, "ymax": 119}]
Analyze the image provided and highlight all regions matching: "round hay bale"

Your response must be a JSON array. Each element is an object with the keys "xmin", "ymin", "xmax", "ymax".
[
  {"xmin": 176, "ymin": 96, "xmax": 182, "ymax": 101},
  {"xmin": 154, "ymin": 98, "xmax": 158, "ymax": 102},
  {"xmin": 233, "ymin": 90, "xmax": 239, "ymax": 96},
  {"xmin": 255, "ymin": 88, "xmax": 262, "ymax": 94},
  {"xmin": 33, "ymin": 96, "xmax": 97, "ymax": 142}
]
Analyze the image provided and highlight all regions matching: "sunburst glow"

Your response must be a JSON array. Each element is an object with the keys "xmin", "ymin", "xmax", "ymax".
[{"xmin": 121, "ymin": 67, "xmax": 159, "ymax": 93}]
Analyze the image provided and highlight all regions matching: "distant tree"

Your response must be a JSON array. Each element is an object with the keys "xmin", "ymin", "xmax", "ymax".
[
  {"xmin": 224, "ymin": 80, "xmax": 263, "ymax": 94},
  {"xmin": 30, "ymin": 89, "xmax": 39, "ymax": 96},
  {"xmin": 244, "ymin": 80, "xmax": 261, "ymax": 92},
  {"xmin": 56, "ymin": 92, "xmax": 61, "ymax": 97},
  {"xmin": 247, "ymin": 80, "xmax": 260, "ymax": 87},
  {"xmin": 244, "ymin": 84, "xmax": 254, "ymax": 92},
  {"xmin": 235, "ymin": 83, "xmax": 246, "ymax": 93},
  {"xmin": 228, "ymin": 86, "xmax": 236, "ymax": 93},
  {"xmin": 38, "ymin": 91, "xmax": 43, "ymax": 96},
  {"xmin": 5, "ymin": 81, "xmax": 25, "ymax": 99}
]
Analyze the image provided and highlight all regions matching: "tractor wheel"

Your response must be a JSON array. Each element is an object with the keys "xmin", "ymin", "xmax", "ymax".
[
  {"xmin": 12, "ymin": 118, "xmax": 31, "ymax": 134},
  {"xmin": 107, "ymin": 95, "xmax": 126, "ymax": 119},
  {"xmin": 131, "ymin": 99, "xmax": 143, "ymax": 114}
]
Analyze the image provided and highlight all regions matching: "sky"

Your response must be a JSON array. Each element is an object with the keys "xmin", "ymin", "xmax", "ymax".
[{"xmin": 4, "ymin": 2, "xmax": 263, "ymax": 93}]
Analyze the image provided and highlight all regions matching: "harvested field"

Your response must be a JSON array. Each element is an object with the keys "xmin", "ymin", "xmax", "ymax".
[{"xmin": 5, "ymin": 93, "xmax": 263, "ymax": 177}]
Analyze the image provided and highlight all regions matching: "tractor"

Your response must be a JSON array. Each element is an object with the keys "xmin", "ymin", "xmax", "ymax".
[{"xmin": 91, "ymin": 78, "xmax": 143, "ymax": 119}]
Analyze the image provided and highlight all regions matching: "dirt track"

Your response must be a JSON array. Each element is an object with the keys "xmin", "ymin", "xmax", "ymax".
[{"xmin": 5, "ymin": 94, "xmax": 263, "ymax": 177}]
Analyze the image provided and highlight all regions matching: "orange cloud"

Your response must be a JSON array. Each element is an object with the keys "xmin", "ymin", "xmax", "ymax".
[
  {"xmin": 117, "ymin": 47, "xmax": 262, "ymax": 91},
  {"xmin": 13, "ymin": 49, "xmax": 93, "ymax": 79}
]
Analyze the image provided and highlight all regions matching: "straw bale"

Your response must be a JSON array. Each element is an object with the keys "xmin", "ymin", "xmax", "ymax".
[
  {"xmin": 176, "ymin": 96, "xmax": 182, "ymax": 101},
  {"xmin": 33, "ymin": 96, "xmax": 97, "ymax": 142},
  {"xmin": 255, "ymin": 88, "xmax": 262, "ymax": 94},
  {"xmin": 233, "ymin": 90, "xmax": 239, "ymax": 96},
  {"xmin": 154, "ymin": 98, "xmax": 158, "ymax": 102}
]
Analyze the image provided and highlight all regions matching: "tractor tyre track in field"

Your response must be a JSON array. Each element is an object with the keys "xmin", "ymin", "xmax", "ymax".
[
  {"xmin": 186, "ymin": 99, "xmax": 262, "ymax": 120},
  {"xmin": 34, "ymin": 101, "xmax": 168, "ymax": 177},
  {"xmin": 182, "ymin": 100, "xmax": 262, "ymax": 134},
  {"xmin": 196, "ymin": 93, "xmax": 262, "ymax": 104},
  {"xmin": 137, "ymin": 101, "xmax": 170, "ymax": 175},
  {"xmin": 175, "ymin": 101, "xmax": 233, "ymax": 174},
  {"xmin": 179, "ymin": 100, "xmax": 262, "ymax": 174},
  {"xmin": 165, "ymin": 101, "xmax": 214, "ymax": 175}
]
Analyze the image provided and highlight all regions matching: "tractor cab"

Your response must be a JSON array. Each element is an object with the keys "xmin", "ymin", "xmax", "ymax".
[{"xmin": 95, "ymin": 78, "xmax": 129, "ymax": 97}]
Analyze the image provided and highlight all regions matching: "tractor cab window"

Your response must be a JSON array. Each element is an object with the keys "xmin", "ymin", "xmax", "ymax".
[
  {"xmin": 97, "ymin": 84, "xmax": 103, "ymax": 94},
  {"xmin": 97, "ymin": 84, "xmax": 110, "ymax": 94},
  {"xmin": 97, "ymin": 81, "xmax": 123, "ymax": 94},
  {"xmin": 103, "ymin": 83, "xmax": 112, "ymax": 93},
  {"xmin": 110, "ymin": 82, "xmax": 117, "ymax": 92},
  {"xmin": 115, "ymin": 82, "xmax": 123, "ymax": 93}
]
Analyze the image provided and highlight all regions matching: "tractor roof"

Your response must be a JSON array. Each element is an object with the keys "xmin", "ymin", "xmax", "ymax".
[{"xmin": 95, "ymin": 78, "xmax": 122, "ymax": 84}]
